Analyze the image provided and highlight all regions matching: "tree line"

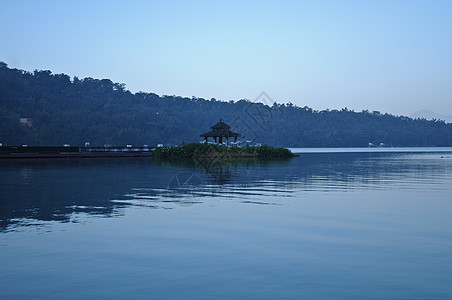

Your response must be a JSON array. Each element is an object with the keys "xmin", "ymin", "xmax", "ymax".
[{"xmin": 1, "ymin": 61, "xmax": 451, "ymax": 147}]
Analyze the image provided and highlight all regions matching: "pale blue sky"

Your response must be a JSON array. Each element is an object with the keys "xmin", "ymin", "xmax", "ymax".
[{"xmin": 1, "ymin": 0, "xmax": 452, "ymax": 116}]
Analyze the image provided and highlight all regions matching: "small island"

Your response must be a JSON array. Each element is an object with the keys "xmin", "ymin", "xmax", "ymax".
[
  {"xmin": 153, "ymin": 119, "xmax": 297, "ymax": 160},
  {"xmin": 152, "ymin": 119, "xmax": 298, "ymax": 160},
  {"xmin": 152, "ymin": 143, "xmax": 297, "ymax": 159}
]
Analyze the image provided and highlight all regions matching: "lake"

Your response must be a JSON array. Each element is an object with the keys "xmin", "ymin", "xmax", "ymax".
[{"xmin": 1, "ymin": 148, "xmax": 452, "ymax": 299}]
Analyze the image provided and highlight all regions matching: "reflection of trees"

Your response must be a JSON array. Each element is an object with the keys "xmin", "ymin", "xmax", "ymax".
[
  {"xmin": 1, "ymin": 152, "xmax": 450, "ymax": 231},
  {"xmin": 0, "ymin": 159, "xmax": 162, "ymax": 231},
  {"xmin": 287, "ymin": 152, "xmax": 451, "ymax": 192}
]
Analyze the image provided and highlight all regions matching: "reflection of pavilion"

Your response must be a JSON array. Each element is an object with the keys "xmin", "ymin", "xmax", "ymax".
[
  {"xmin": 201, "ymin": 162, "xmax": 239, "ymax": 185},
  {"xmin": 200, "ymin": 119, "xmax": 240, "ymax": 145}
]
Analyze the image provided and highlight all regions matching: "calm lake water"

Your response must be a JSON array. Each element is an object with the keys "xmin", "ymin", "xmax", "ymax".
[{"xmin": 1, "ymin": 148, "xmax": 452, "ymax": 299}]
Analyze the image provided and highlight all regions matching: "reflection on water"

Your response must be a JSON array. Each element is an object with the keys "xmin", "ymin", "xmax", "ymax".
[
  {"xmin": 2, "ymin": 150, "xmax": 452, "ymax": 299},
  {"xmin": 1, "ymin": 151, "xmax": 452, "ymax": 231}
]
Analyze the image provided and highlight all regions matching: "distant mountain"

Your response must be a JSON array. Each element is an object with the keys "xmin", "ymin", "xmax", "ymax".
[
  {"xmin": 411, "ymin": 109, "xmax": 452, "ymax": 124},
  {"xmin": 1, "ymin": 62, "xmax": 452, "ymax": 147}
]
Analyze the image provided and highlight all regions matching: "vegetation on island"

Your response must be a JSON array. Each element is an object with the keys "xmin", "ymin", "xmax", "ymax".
[
  {"xmin": 1, "ymin": 62, "xmax": 452, "ymax": 147},
  {"xmin": 152, "ymin": 143, "xmax": 297, "ymax": 159}
]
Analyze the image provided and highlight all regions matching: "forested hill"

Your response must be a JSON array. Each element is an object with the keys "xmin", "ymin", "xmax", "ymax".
[{"xmin": 1, "ymin": 62, "xmax": 451, "ymax": 147}]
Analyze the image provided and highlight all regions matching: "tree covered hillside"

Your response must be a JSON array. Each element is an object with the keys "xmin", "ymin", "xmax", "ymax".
[{"xmin": 1, "ymin": 62, "xmax": 451, "ymax": 147}]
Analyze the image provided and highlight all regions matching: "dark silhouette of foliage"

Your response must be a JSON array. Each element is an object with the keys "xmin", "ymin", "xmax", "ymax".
[
  {"xmin": 152, "ymin": 143, "xmax": 296, "ymax": 159},
  {"xmin": 1, "ymin": 62, "xmax": 451, "ymax": 147}
]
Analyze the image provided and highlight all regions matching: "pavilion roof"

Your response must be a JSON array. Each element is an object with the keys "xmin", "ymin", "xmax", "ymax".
[
  {"xmin": 200, "ymin": 130, "xmax": 240, "ymax": 138},
  {"xmin": 201, "ymin": 119, "xmax": 240, "ymax": 138}
]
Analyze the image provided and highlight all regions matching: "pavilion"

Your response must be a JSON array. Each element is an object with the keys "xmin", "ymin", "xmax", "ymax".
[{"xmin": 200, "ymin": 119, "xmax": 240, "ymax": 145}]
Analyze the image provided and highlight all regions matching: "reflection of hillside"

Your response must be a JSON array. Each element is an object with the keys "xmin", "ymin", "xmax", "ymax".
[
  {"xmin": 289, "ymin": 152, "xmax": 450, "ymax": 191},
  {"xmin": 0, "ymin": 159, "xmax": 172, "ymax": 231},
  {"xmin": 1, "ymin": 152, "xmax": 450, "ymax": 231}
]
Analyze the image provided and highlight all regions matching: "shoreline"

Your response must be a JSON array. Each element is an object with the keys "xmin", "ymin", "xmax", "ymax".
[
  {"xmin": 0, "ymin": 152, "xmax": 152, "ymax": 159},
  {"xmin": 0, "ymin": 146, "xmax": 152, "ymax": 160}
]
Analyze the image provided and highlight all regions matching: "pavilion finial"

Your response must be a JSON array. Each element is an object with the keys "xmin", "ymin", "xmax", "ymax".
[{"xmin": 219, "ymin": 118, "xmax": 224, "ymax": 122}]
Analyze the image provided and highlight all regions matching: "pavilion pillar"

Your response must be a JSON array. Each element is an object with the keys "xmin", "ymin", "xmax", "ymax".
[
  {"xmin": 219, "ymin": 137, "xmax": 223, "ymax": 144},
  {"xmin": 214, "ymin": 137, "xmax": 217, "ymax": 143}
]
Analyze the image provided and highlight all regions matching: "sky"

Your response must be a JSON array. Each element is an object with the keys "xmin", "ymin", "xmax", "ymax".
[{"xmin": 1, "ymin": 0, "xmax": 452, "ymax": 117}]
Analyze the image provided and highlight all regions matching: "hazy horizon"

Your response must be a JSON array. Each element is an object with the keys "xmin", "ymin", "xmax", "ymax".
[{"xmin": 2, "ymin": 0, "xmax": 451, "ymax": 117}]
